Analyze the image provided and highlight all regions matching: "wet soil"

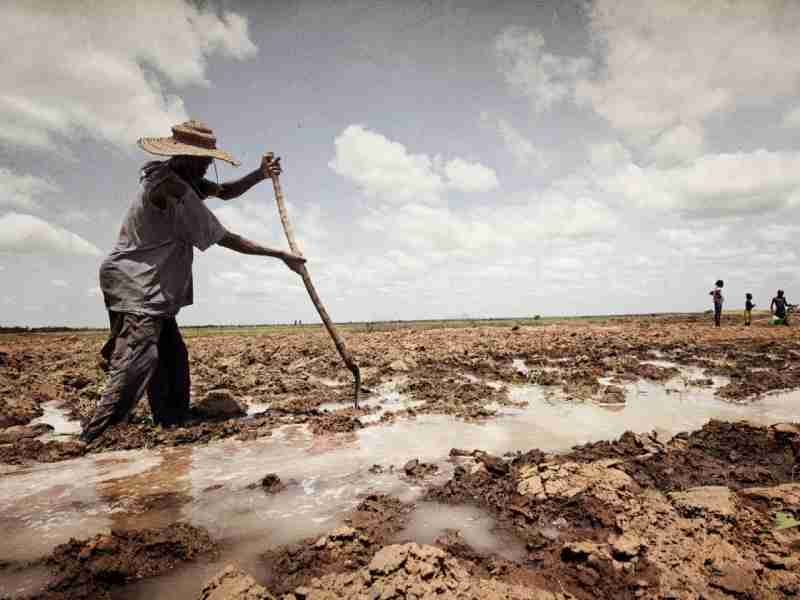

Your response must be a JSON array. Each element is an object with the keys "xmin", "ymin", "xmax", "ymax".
[
  {"xmin": 259, "ymin": 494, "xmax": 414, "ymax": 595},
  {"xmin": 2, "ymin": 314, "xmax": 800, "ymax": 463},
  {"xmin": 182, "ymin": 419, "xmax": 800, "ymax": 599},
  {"xmin": 2, "ymin": 316, "xmax": 800, "ymax": 598},
  {"xmin": 423, "ymin": 420, "xmax": 800, "ymax": 599},
  {"xmin": 0, "ymin": 523, "xmax": 216, "ymax": 600}
]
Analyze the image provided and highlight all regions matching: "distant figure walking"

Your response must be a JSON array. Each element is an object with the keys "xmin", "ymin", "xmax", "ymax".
[
  {"xmin": 709, "ymin": 280, "xmax": 724, "ymax": 327},
  {"xmin": 771, "ymin": 290, "xmax": 791, "ymax": 326},
  {"xmin": 744, "ymin": 293, "xmax": 755, "ymax": 326}
]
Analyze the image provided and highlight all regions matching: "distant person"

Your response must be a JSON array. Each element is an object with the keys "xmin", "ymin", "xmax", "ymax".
[
  {"xmin": 744, "ymin": 293, "xmax": 755, "ymax": 326},
  {"xmin": 709, "ymin": 280, "xmax": 724, "ymax": 327},
  {"xmin": 80, "ymin": 120, "xmax": 305, "ymax": 444},
  {"xmin": 771, "ymin": 289, "xmax": 791, "ymax": 326}
]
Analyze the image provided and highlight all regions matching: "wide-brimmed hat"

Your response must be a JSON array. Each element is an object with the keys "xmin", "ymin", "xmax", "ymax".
[{"xmin": 137, "ymin": 120, "xmax": 240, "ymax": 166}]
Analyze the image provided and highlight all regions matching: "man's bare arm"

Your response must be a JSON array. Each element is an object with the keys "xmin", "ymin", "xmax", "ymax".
[
  {"xmin": 206, "ymin": 155, "xmax": 282, "ymax": 201},
  {"xmin": 208, "ymin": 169, "xmax": 265, "ymax": 201},
  {"xmin": 217, "ymin": 231, "xmax": 306, "ymax": 274}
]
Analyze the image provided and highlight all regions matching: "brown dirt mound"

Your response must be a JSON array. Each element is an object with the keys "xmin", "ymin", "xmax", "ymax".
[
  {"xmin": 567, "ymin": 420, "xmax": 796, "ymax": 491},
  {"xmin": 0, "ymin": 438, "xmax": 85, "ymax": 465},
  {"xmin": 425, "ymin": 421, "xmax": 800, "ymax": 599},
  {"xmin": 0, "ymin": 395, "xmax": 44, "ymax": 429},
  {"xmin": 260, "ymin": 494, "xmax": 413, "ymax": 595},
  {"xmin": 289, "ymin": 542, "xmax": 569, "ymax": 599},
  {"xmin": 400, "ymin": 377, "xmax": 510, "ymax": 420},
  {"xmin": 16, "ymin": 523, "xmax": 216, "ymax": 600},
  {"xmin": 307, "ymin": 411, "xmax": 364, "ymax": 435}
]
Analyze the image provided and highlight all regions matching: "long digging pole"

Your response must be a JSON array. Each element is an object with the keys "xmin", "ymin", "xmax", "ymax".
[{"xmin": 265, "ymin": 153, "xmax": 361, "ymax": 408}]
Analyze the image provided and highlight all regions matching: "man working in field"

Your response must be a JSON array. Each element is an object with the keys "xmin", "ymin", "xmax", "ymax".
[{"xmin": 80, "ymin": 120, "xmax": 305, "ymax": 444}]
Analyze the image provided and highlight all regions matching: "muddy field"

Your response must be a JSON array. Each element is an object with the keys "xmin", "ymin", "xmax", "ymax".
[{"xmin": 1, "ymin": 314, "xmax": 800, "ymax": 598}]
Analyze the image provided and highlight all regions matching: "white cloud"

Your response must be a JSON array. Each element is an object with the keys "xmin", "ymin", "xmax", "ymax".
[
  {"xmin": 575, "ymin": 1, "xmax": 800, "ymax": 139},
  {"xmin": 588, "ymin": 141, "xmax": 631, "ymax": 170},
  {"xmin": 443, "ymin": 158, "xmax": 498, "ymax": 192},
  {"xmin": 657, "ymin": 225, "xmax": 729, "ymax": 249},
  {"xmin": 602, "ymin": 150, "xmax": 800, "ymax": 216},
  {"xmin": 757, "ymin": 224, "xmax": 800, "ymax": 244},
  {"xmin": 361, "ymin": 194, "xmax": 617, "ymax": 256},
  {"xmin": 51, "ymin": 279, "xmax": 68, "ymax": 288},
  {"xmin": 360, "ymin": 203, "xmax": 481, "ymax": 253},
  {"xmin": 0, "ymin": 212, "xmax": 101, "ymax": 256},
  {"xmin": 206, "ymin": 258, "xmax": 304, "ymax": 301},
  {"xmin": 214, "ymin": 199, "xmax": 326, "ymax": 257},
  {"xmin": 215, "ymin": 201, "xmax": 282, "ymax": 245},
  {"xmin": 59, "ymin": 209, "xmax": 92, "ymax": 224},
  {"xmin": 482, "ymin": 114, "xmax": 546, "ymax": 169},
  {"xmin": 0, "ymin": 168, "xmax": 59, "ymax": 210},
  {"xmin": 1, "ymin": 1, "xmax": 257, "ymax": 152},
  {"xmin": 329, "ymin": 125, "xmax": 498, "ymax": 204},
  {"xmin": 784, "ymin": 106, "xmax": 800, "ymax": 128},
  {"xmin": 329, "ymin": 125, "xmax": 444, "ymax": 204},
  {"xmin": 495, "ymin": 27, "xmax": 590, "ymax": 112},
  {"xmin": 495, "ymin": 196, "xmax": 618, "ymax": 241},
  {"xmin": 648, "ymin": 124, "xmax": 704, "ymax": 166}
]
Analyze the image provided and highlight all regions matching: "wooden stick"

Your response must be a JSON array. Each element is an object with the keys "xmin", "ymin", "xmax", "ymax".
[{"xmin": 265, "ymin": 154, "xmax": 361, "ymax": 407}]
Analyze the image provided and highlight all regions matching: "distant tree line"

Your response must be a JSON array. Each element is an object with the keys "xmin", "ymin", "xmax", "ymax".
[{"xmin": 0, "ymin": 325, "xmax": 98, "ymax": 333}]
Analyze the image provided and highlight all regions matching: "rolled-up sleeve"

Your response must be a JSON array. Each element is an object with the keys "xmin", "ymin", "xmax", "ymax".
[{"xmin": 180, "ymin": 198, "xmax": 226, "ymax": 251}]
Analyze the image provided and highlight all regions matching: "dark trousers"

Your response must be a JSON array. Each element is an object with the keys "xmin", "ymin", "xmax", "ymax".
[
  {"xmin": 714, "ymin": 304, "xmax": 722, "ymax": 327},
  {"xmin": 81, "ymin": 311, "xmax": 190, "ymax": 442}
]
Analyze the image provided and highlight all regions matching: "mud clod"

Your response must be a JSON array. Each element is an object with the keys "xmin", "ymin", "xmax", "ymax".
[
  {"xmin": 403, "ymin": 459, "xmax": 438, "ymax": 478},
  {"xmin": 195, "ymin": 389, "xmax": 246, "ymax": 419},
  {"xmin": 260, "ymin": 494, "xmax": 413, "ymax": 595},
  {"xmin": 28, "ymin": 523, "xmax": 216, "ymax": 599},
  {"xmin": 286, "ymin": 543, "xmax": 570, "ymax": 599},
  {"xmin": 199, "ymin": 564, "xmax": 276, "ymax": 600},
  {"xmin": 256, "ymin": 473, "xmax": 286, "ymax": 494}
]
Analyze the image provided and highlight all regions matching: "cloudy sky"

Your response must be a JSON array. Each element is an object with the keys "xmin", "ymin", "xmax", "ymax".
[{"xmin": 2, "ymin": 0, "xmax": 800, "ymax": 327}]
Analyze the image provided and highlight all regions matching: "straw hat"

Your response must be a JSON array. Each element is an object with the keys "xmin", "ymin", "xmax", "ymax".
[{"xmin": 137, "ymin": 120, "xmax": 240, "ymax": 166}]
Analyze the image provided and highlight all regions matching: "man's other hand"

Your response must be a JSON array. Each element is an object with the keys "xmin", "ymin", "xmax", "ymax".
[
  {"xmin": 280, "ymin": 251, "xmax": 306, "ymax": 275},
  {"xmin": 261, "ymin": 154, "xmax": 282, "ymax": 179}
]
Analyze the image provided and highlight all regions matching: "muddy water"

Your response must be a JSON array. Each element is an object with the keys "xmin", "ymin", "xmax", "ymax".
[
  {"xmin": 2, "ymin": 368, "xmax": 800, "ymax": 597},
  {"xmin": 30, "ymin": 401, "xmax": 82, "ymax": 437},
  {"xmin": 319, "ymin": 379, "xmax": 425, "ymax": 423},
  {"xmin": 394, "ymin": 502, "xmax": 527, "ymax": 561},
  {"xmin": 0, "ymin": 565, "xmax": 51, "ymax": 599}
]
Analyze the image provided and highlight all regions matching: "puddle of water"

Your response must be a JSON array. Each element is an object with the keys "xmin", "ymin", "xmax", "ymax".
[
  {"xmin": 3, "ymin": 367, "xmax": 800, "ymax": 596},
  {"xmin": 308, "ymin": 375, "xmax": 344, "ymax": 388},
  {"xmin": 640, "ymin": 359, "xmax": 681, "ymax": 369},
  {"xmin": 491, "ymin": 378, "xmax": 799, "ymax": 451},
  {"xmin": 511, "ymin": 358, "xmax": 529, "ymax": 376},
  {"xmin": 462, "ymin": 372, "xmax": 505, "ymax": 390},
  {"xmin": 116, "ymin": 553, "xmax": 254, "ymax": 600},
  {"xmin": 30, "ymin": 401, "xmax": 81, "ymax": 436},
  {"xmin": 245, "ymin": 401, "xmax": 272, "ymax": 416},
  {"xmin": 394, "ymin": 502, "xmax": 526, "ymax": 562},
  {"xmin": 0, "ymin": 564, "xmax": 52, "ymax": 599},
  {"xmin": 0, "ymin": 450, "xmax": 164, "ymax": 562},
  {"xmin": 639, "ymin": 360, "xmax": 727, "ymax": 386},
  {"xmin": 318, "ymin": 380, "xmax": 424, "ymax": 424}
]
